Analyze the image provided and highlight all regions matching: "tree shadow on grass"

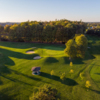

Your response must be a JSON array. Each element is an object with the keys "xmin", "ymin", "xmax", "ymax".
[
  {"xmin": 43, "ymin": 45, "xmax": 65, "ymax": 51},
  {"xmin": 11, "ymin": 69, "xmax": 41, "ymax": 81},
  {"xmin": 83, "ymin": 53, "xmax": 96, "ymax": 60},
  {"xmin": 90, "ymin": 89, "xmax": 100, "ymax": 94},
  {"xmin": 63, "ymin": 57, "xmax": 84, "ymax": 64},
  {"xmin": 0, "ymin": 48, "xmax": 39, "ymax": 60},
  {"xmin": 0, "ymin": 91, "xmax": 13, "ymax": 100},
  {"xmin": 0, "ymin": 55, "xmax": 15, "ymax": 75},
  {"xmin": 0, "ymin": 68, "xmax": 42, "ymax": 86},
  {"xmin": 0, "ymin": 48, "xmax": 42, "ymax": 86},
  {"xmin": 0, "ymin": 66, "xmax": 12, "ymax": 75},
  {"xmin": 40, "ymin": 72, "xmax": 78, "ymax": 86},
  {"xmin": 0, "ymin": 79, "xmax": 3, "ymax": 85},
  {"xmin": 95, "ymin": 73, "xmax": 100, "ymax": 75},
  {"xmin": 44, "ymin": 57, "xmax": 59, "ymax": 64}
]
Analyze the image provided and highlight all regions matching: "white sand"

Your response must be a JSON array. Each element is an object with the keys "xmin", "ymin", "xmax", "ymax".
[
  {"xmin": 33, "ymin": 56, "xmax": 41, "ymax": 59},
  {"xmin": 26, "ymin": 51, "xmax": 35, "ymax": 54}
]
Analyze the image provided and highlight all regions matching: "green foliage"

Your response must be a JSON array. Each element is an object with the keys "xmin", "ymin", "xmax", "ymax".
[
  {"xmin": 65, "ymin": 39, "xmax": 76, "ymax": 47},
  {"xmin": 0, "ymin": 35, "xmax": 100, "ymax": 100},
  {"xmin": 97, "ymin": 25, "xmax": 100, "ymax": 29},
  {"xmin": 4, "ymin": 25, "xmax": 11, "ymax": 33},
  {"xmin": 64, "ymin": 39, "xmax": 77, "ymax": 58},
  {"xmin": 60, "ymin": 72, "xmax": 66, "ymax": 81},
  {"xmin": 0, "ymin": 25, "xmax": 4, "ymax": 33},
  {"xmin": 50, "ymin": 70, "xmax": 54, "ymax": 76},
  {"xmin": 85, "ymin": 81, "xmax": 91, "ymax": 88},
  {"xmin": 75, "ymin": 34, "xmax": 88, "ymax": 58},
  {"xmin": 70, "ymin": 62, "xmax": 73, "ymax": 67},
  {"xmin": 64, "ymin": 34, "xmax": 88, "ymax": 58},
  {"xmin": 80, "ymin": 72, "xmax": 84, "ymax": 80},
  {"xmin": 30, "ymin": 85, "xmax": 60, "ymax": 100},
  {"xmin": 69, "ymin": 69, "xmax": 74, "ymax": 73},
  {"xmin": 0, "ymin": 19, "xmax": 87, "ymax": 43}
]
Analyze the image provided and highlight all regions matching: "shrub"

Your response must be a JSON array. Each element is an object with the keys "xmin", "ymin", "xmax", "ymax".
[
  {"xmin": 60, "ymin": 72, "xmax": 66, "ymax": 81},
  {"xmin": 50, "ymin": 70, "xmax": 54, "ymax": 76},
  {"xmin": 69, "ymin": 69, "xmax": 74, "ymax": 73},
  {"xmin": 85, "ymin": 81, "xmax": 91, "ymax": 88},
  {"xmin": 29, "ymin": 85, "xmax": 60, "ymax": 100},
  {"xmin": 70, "ymin": 62, "xmax": 73, "ymax": 67}
]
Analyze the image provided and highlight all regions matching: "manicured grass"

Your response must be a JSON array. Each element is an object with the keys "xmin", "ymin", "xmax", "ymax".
[{"xmin": 0, "ymin": 35, "xmax": 100, "ymax": 100}]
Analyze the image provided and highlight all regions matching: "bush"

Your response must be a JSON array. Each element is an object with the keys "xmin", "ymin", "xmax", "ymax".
[
  {"xmin": 60, "ymin": 72, "xmax": 66, "ymax": 81},
  {"xmin": 50, "ymin": 70, "xmax": 54, "ymax": 76},
  {"xmin": 30, "ymin": 85, "xmax": 60, "ymax": 100}
]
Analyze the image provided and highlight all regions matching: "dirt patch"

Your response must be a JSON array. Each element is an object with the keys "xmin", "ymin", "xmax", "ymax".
[
  {"xmin": 26, "ymin": 51, "xmax": 35, "ymax": 54},
  {"xmin": 33, "ymin": 56, "xmax": 41, "ymax": 59}
]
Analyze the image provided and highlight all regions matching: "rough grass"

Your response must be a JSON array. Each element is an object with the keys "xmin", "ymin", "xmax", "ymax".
[{"xmin": 0, "ymin": 35, "xmax": 100, "ymax": 100}]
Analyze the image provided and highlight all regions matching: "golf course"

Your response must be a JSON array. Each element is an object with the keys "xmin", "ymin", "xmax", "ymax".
[{"xmin": 0, "ymin": 35, "xmax": 100, "ymax": 100}]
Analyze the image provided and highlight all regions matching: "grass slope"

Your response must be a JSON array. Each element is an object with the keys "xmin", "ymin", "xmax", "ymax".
[{"xmin": 0, "ymin": 35, "xmax": 100, "ymax": 100}]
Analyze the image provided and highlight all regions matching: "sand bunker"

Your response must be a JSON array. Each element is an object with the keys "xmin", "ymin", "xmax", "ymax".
[
  {"xmin": 26, "ymin": 51, "xmax": 35, "ymax": 54},
  {"xmin": 33, "ymin": 56, "xmax": 41, "ymax": 59}
]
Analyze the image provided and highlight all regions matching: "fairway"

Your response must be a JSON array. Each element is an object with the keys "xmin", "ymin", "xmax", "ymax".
[{"xmin": 0, "ymin": 35, "xmax": 100, "ymax": 100}]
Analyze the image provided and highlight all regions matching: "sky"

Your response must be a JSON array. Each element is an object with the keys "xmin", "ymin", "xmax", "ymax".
[{"xmin": 0, "ymin": 0, "xmax": 100, "ymax": 22}]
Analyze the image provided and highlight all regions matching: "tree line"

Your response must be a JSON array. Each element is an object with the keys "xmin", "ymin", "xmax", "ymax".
[{"xmin": 0, "ymin": 19, "xmax": 87, "ymax": 43}]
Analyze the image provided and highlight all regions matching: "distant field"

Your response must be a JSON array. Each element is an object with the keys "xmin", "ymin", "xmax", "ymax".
[{"xmin": 0, "ymin": 35, "xmax": 100, "ymax": 100}]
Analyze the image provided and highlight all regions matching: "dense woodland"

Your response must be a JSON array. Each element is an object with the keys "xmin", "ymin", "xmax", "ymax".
[
  {"xmin": 86, "ymin": 22, "xmax": 100, "ymax": 36},
  {"xmin": 0, "ymin": 19, "xmax": 87, "ymax": 43}
]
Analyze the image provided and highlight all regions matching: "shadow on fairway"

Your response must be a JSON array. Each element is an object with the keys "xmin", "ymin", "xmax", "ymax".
[
  {"xmin": 0, "ymin": 92, "xmax": 13, "ymax": 100},
  {"xmin": 0, "ymin": 68, "xmax": 42, "ymax": 86},
  {"xmin": 0, "ymin": 55, "xmax": 15, "ymax": 75},
  {"xmin": 0, "ymin": 48, "xmax": 39, "ymax": 60},
  {"xmin": 44, "ymin": 57, "xmax": 59, "ymax": 63},
  {"xmin": 0, "ymin": 48, "xmax": 42, "ymax": 87},
  {"xmin": 89, "ymin": 88, "xmax": 100, "ymax": 94},
  {"xmin": 0, "ymin": 79, "xmax": 3, "ymax": 85},
  {"xmin": 63, "ymin": 57, "xmax": 84, "ymax": 64},
  {"xmin": 0, "ymin": 41, "xmax": 65, "ymax": 50},
  {"xmin": 40, "ymin": 72, "xmax": 78, "ymax": 86},
  {"xmin": 95, "ymin": 73, "xmax": 100, "ymax": 75}
]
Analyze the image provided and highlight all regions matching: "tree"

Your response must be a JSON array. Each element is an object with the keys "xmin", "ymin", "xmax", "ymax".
[
  {"xmin": 60, "ymin": 72, "xmax": 66, "ymax": 81},
  {"xmin": 70, "ymin": 62, "xmax": 73, "ymax": 67},
  {"xmin": 4, "ymin": 25, "xmax": 10, "ymax": 33},
  {"xmin": 50, "ymin": 70, "xmax": 54, "ymax": 76},
  {"xmin": 0, "ymin": 25, "xmax": 4, "ymax": 33},
  {"xmin": 64, "ymin": 34, "xmax": 88, "ymax": 59},
  {"xmin": 29, "ymin": 85, "xmax": 60, "ymax": 100},
  {"xmin": 9, "ymin": 24, "xmax": 19, "ymax": 41},
  {"xmin": 85, "ymin": 81, "xmax": 91, "ymax": 89},
  {"xmin": 69, "ymin": 69, "xmax": 74, "ymax": 73},
  {"xmin": 75, "ymin": 34, "xmax": 88, "ymax": 58},
  {"xmin": 64, "ymin": 39, "xmax": 77, "ymax": 58}
]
